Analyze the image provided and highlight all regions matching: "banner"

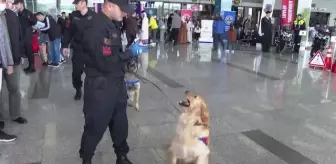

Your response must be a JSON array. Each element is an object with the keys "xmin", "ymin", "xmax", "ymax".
[
  {"xmin": 221, "ymin": 11, "xmax": 236, "ymax": 40},
  {"xmin": 144, "ymin": 8, "xmax": 157, "ymax": 17},
  {"xmin": 280, "ymin": 0, "xmax": 295, "ymax": 26},
  {"xmin": 258, "ymin": 0, "xmax": 275, "ymax": 36},
  {"xmin": 199, "ymin": 20, "xmax": 214, "ymax": 43},
  {"xmin": 181, "ymin": 9, "xmax": 193, "ymax": 21}
]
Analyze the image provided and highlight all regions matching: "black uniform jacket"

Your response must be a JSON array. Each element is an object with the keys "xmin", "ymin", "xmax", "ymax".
[
  {"xmin": 82, "ymin": 12, "xmax": 132, "ymax": 77},
  {"xmin": 62, "ymin": 9, "xmax": 97, "ymax": 49},
  {"xmin": 5, "ymin": 9, "xmax": 22, "ymax": 65}
]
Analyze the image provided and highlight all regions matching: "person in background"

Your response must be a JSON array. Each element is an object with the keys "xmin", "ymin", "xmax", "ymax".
[
  {"xmin": 140, "ymin": 11, "xmax": 148, "ymax": 44},
  {"xmin": 62, "ymin": 0, "xmax": 97, "ymax": 101},
  {"xmin": 148, "ymin": 15, "xmax": 158, "ymax": 43},
  {"xmin": 293, "ymin": 14, "xmax": 306, "ymax": 53},
  {"xmin": 13, "ymin": 0, "xmax": 37, "ymax": 73},
  {"xmin": 194, "ymin": 21, "xmax": 201, "ymax": 42},
  {"xmin": 170, "ymin": 10, "xmax": 181, "ymax": 45},
  {"xmin": 35, "ymin": 12, "xmax": 62, "ymax": 67},
  {"xmin": 179, "ymin": 17, "xmax": 188, "ymax": 44},
  {"xmin": 242, "ymin": 15, "xmax": 252, "ymax": 38},
  {"xmin": 33, "ymin": 19, "xmax": 49, "ymax": 65},
  {"xmin": 261, "ymin": 11, "xmax": 273, "ymax": 52},
  {"xmin": 186, "ymin": 17, "xmax": 193, "ymax": 43},
  {"xmin": 213, "ymin": 13, "xmax": 225, "ymax": 50},
  {"xmin": 123, "ymin": 12, "xmax": 138, "ymax": 48},
  {"xmin": 0, "ymin": 0, "xmax": 24, "ymax": 142},
  {"xmin": 227, "ymin": 24, "xmax": 237, "ymax": 53},
  {"xmin": 57, "ymin": 12, "xmax": 68, "ymax": 37}
]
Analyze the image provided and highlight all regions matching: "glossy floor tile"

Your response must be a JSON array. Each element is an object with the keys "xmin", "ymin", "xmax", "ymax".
[{"xmin": 1, "ymin": 43, "xmax": 336, "ymax": 164}]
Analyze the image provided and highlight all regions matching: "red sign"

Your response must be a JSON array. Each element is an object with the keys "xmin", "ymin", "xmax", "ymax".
[
  {"xmin": 180, "ymin": 9, "xmax": 193, "ymax": 21},
  {"xmin": 280, "ymin": 0, "xmax": 295, "ymax": 26}
]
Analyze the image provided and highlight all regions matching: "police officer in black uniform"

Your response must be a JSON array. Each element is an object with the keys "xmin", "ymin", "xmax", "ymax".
[
  {"xmin": 62, "ymin": 0, "xmax": 96, "ymax": 100},
  {"xmin": 79, "ymin": 0, "xmax": 135, "ymax": 164}
]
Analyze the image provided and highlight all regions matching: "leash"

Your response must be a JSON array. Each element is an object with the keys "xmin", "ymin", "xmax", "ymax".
[{"xmin": 132, "ymin": 73, "xmax": 182, "ymax": 114}]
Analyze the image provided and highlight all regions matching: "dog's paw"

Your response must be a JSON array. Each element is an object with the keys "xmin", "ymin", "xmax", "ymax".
[
  {"xmin": 135, "ymin": 103, "xmax": 140, "ymax": 111},
  {"xmin": 127, "ymin": 102, "xmax": 134, "ymax": 107}
]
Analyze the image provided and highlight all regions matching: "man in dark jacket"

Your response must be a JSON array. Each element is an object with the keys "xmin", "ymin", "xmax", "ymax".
[
  {"xmin": 13, "ymin": 0, "xmax": 37, "ymax": 73},
  {"xmin": 0, "ymin": 0, "xmax": 26, "ymax": 142},
  {"xmin": 123, "ymin": 12, "xmax": 138, "ymax": 48},
  {"xmin": 36, "ymin": 12, "xmax": 62, "ymax": 67},
  {"xmin": 57, "ymin": 12, "xmax": 68, "ymax": 36}
]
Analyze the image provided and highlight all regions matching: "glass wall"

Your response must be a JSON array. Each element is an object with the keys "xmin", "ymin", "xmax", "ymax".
[
  {"xmin": 36, "ymin": 0, "xmax": 57, "ymax": 15},
  {"xmin": 60, "ymin": 0, "xmax": 75, "ymax": 15},
  {"xmin": 25, "ymin": 0, "xmax": 73, "ymax": 16}
]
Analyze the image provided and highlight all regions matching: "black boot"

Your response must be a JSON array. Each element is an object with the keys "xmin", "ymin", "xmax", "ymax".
[
  {"xmin": 24, "ymin": 66, "xmax": 35, "ymax": 74},
  {"xmin": 74, "ymin": 89, "xmax": 82, "ymax": 100},
  {"xmin": 82, "ymin": 160, "xmax": 92, "ymax": 164},
  {"xmin": 116, "ymin": 156, "xmax": 133, "ymax": 164}
]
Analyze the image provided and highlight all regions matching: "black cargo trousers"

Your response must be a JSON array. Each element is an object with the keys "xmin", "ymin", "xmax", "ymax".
[
  {"xmin": 71, "ymin": 44, "xmax": 85, "ymax": 90},
  {"xmin": 79, "ymin": 76, "xmax": 129, "ymax": 161},
  {"xmin": 23, "ymin": 28, "xmax": 34, "ymax": 68}
]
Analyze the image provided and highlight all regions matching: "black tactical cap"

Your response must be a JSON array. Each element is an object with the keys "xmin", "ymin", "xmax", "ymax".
[
  {"xmin": 72, "ymin": 0, "xmax": 88, "ymax": 4},
  {"xmin": 106, "ymin": 0, "xmax": 134, "ymax": 14},
  {"xmin": 13, "ymin": 0, "xmax": 24, "ymax": 4}
]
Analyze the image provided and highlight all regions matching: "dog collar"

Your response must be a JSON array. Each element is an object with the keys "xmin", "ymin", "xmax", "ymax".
[
  {"xmin": 125, "ymin": 80, "xmax": 140, "ymax": 85},
  {"xmin": 198, "ymin": 136, "xmax": 209, "ymax": 145}
]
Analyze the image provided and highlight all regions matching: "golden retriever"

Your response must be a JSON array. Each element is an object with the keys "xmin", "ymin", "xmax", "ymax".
[
  {"xmin": 168, "ymin": 91, "xmax": 210, "ymax": 164},
  {"xmin": 125, "ymin": 58, "xmax": 140, "ymax": 111}
]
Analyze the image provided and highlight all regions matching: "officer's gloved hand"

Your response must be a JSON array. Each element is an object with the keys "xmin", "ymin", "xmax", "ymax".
[{"xmin": 131, "ymin": 40, "xmax": 149, "ymax": 56}]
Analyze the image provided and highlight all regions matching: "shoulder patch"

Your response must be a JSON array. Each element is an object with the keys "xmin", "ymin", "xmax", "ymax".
[
  {"xmin": 112, "ymin": 33, "xmax": 118, "ymax": 39},
  {"xmin": 104, "ymin": 38, "xmax": 112, "ymax": 45},
  {"xmin": 73, "ymin": 16, "xmax": 80, "ymax": 20}
]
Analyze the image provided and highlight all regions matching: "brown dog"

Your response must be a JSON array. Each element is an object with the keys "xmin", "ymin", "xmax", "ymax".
[{"xmin": 168, "ymin": 91, "xmax": 210, "ymax": 164}]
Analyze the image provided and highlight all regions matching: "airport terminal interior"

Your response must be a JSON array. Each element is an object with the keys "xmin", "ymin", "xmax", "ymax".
[
  {"xmin": 1, "ymin": 43, "xmax": 336, "ymax": 164},
  {"xmin": 1, "ymin": 0, "xmax": 336, "ymax": 163}
]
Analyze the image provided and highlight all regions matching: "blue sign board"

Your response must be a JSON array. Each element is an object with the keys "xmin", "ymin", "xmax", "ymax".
[{"xmin": 221, "ymin": 11, "xmax": 236, "ymax": 40}]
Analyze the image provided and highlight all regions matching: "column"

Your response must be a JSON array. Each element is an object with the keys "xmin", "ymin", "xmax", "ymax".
[
  {"xmin": 296, "ymin": 0, "xmax": 313, "ymax": 51},
  {"xmin": 214, "ymin": 0, "xmax": 232, "ymax": 14}
]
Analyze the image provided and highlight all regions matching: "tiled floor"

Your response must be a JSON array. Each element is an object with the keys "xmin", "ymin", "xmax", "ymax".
[{"xmin": 0, "ymin": 43, "xmax": 336, "ymax": 164}]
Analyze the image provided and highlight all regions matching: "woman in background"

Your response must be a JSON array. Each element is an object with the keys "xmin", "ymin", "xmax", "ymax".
[
  {"xmin": 227, "ymin": 24, "xmax": 237, "ymax": 53},
  {"xmin": 33, "ymin": 20, "xmax": 48, "ymax": 65},
  {"xmin": 194, "ymin": 21, "xmax": 201, "ymax": 42},
  {"xmin": 140, "ymin": 11, "xmax": 149, "ymax": 44},
  {"xmin": 179, "ymin": 17, "xmax": 188, "ymax": 44},
  {"xmin": 186, "ymin": 17, "xmax": 193, "ymax": 43}
]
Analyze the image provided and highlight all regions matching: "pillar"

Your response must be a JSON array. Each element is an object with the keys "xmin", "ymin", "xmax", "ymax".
[
  {"xmin": 214, "ymin": 0, "xmax": 232, "ymax": 14},
  {"xmin": 296, "ymin": 0, "xmax": 313, "ymax": 51}
]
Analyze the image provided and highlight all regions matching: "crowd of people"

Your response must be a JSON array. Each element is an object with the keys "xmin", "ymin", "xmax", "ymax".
[{"xmin": 0, "ymin": 0, "xmax": 144, "ymax": 163}]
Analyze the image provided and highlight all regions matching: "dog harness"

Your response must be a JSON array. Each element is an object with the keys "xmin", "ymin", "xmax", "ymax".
[
  {"xmin": 198, "ymin": 136, "xmax": 209, "ymax": 145},
  {"xmin": 125, "ymin": 80, "xmax": 140, "ymax": 86}
]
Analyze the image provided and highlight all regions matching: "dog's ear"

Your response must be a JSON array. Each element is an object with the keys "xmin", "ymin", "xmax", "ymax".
[{"xmin": 200, "ymin": 101, "xmax": 209, "ymax": 126}]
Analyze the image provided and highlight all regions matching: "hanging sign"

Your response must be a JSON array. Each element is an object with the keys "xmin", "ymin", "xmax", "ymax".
[
  {"xmin": 221, "ymin": 11, "xmax": 236, "ymax": 40},
  {"xmin": 280, "ymin": 0, "xmax": 295, "ymax": 26},
  {"xmin": 309, "ymin": 50, "xmax": 326, "ymax": 68}
]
